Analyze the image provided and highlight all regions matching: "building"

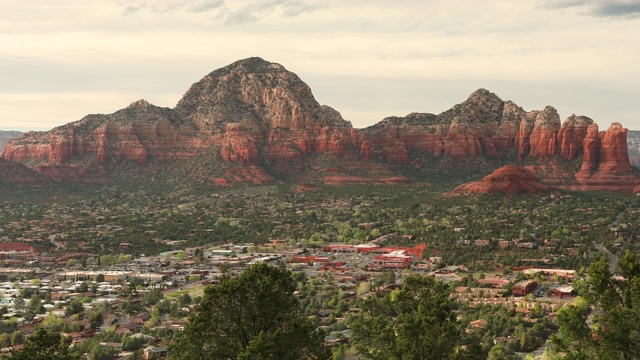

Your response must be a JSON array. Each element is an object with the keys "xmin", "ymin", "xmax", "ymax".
[
  {"xmin": 477, "ymin": 277, "xmax": 510, "ymax": 289},
  {"xmin": 498, "ymin": 240, "xmax": 513, "ymax": 249},
  {"xmin": 552, "ymin": 286, "xmax": 575, "ymax": 299},
  {"xmin": 55, "ymin": 271, "xmax": 131, "ymax": 283},
  {"xmin": 143, "ymin": 346, "xmax": 167, "ymax": 359},
  {"xmin": 475, "ymin": 239, "xmax": 490, "ymax": 247},
  {"xmin": 512, "ymin": 279, "xmax": 537, "ymax": 297},
  {"xmin": 521, "ymin": 268, "xmax": 576, "ymax": 280},
  {"xmin": 368, "ymin": 251, "xmax": 413, "ymax": 271}
]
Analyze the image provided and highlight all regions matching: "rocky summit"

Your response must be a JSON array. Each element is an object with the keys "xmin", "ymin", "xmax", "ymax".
[{"xmin": 2, "ymin": 57, "xmax": 638, "ymax": 193}]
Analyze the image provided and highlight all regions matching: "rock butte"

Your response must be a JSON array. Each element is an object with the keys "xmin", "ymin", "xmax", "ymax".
[
  {"xmin": 2, "ymin": 57, "xmax": 638, "ymax": 193},
  {"xmin": 452, "ymin": 166, "xmax": 550, "ymax": 195}
]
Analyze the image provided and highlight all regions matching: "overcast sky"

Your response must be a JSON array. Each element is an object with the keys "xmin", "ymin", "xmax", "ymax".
[{"xmin": 2, "ymin": 0, "xmax": 640, "ymax": 132}]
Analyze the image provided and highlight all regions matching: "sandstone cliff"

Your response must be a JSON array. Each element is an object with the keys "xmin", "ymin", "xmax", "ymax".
[
  {"xmin": 574, "ymin": 123, "xmax": 637, "ymax": 192},
  {"xmin": 1, "ymin": 57, "xmax": 637, "ymax": 192}
]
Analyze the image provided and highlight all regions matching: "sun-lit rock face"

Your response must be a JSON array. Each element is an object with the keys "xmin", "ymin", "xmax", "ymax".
[
  {"xmin": 452, "ymin": 165, "xmax": 549, "ymax": 195},
  {"xmin": 2, "ymin": 57, "xmax": 638, "ymax": 192},
  {"xmin": 558, "ymin": 115, "xmax": 594, "ymax": 161},
  {"xmin": 575, "ymin": 122, "xmax": 637, "ymax": 192},
  {"xmin": 2, "ymin": 100, "xmax": 200, "ymax": 169},
  {"xmin": 2, "ymin": 58, "xmax": 355, "ymax": 183}
]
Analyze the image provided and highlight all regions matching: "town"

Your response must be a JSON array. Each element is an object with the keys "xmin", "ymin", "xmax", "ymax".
[{"xmin": 0, "ymin": 184, "xmax": 637, "ymax": 359}]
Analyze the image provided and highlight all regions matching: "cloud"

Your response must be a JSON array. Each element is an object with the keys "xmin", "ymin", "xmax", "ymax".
[
  {"xmin": 537, "ymin": 0, "xmax": 587, "ymax": 9},
  {"xmin": 120, "ymin": 0, "xmax": 224, "ymax": 15},
  {"xmin": 217, "ymin": 0, "xmax": 325, "ymax": 25},
  {"xmin": 189, "ymin": 0, "xmax": 225, "ymax": 13},
  {"xmin": 119, "ymin": 0, "xmax": 322, "ymax": 22},
  {"xmin": 538, "ymin": 0, "xmax": 640, "ymax": 18},
  {"xmin": 590, "ymin": 1, "xmax": 640, "ymax": 17}
]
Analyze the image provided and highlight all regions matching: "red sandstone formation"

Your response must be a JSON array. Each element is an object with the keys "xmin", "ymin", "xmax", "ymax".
[
  {"xmin": 1, "ymin": 57, "xmax": 637, "ymax": 192},
  {"xmin": 558, "ymin": 115, "xmax": 594, "ymax": 160},
  {"xmin": 452, "ymin": 166, "xmax": 549, "ymax": 195},
  {"xmin": 574, "ymin": 123, "xmax": 636, "ymax": 192}
]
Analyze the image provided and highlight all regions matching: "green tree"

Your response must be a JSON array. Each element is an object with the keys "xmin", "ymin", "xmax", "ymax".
[
  {"xmin": 89, "ymin": 311, "xmax": 104, "ymax": 330},
  {"xmin": 169, "ymin": 263, "xmax": 329, "ymax": 360},
  {"xmin": 42, "ymin": 310, "xmax": 64, "ymax": 332},
  {"xmin": 9, "ymin": 328, "xmax": 79, "ymax": 360},
  {"xmin": 487, "ymin": 344, "xmax": 517, "ymax": 360},
  {"xmin": 351, "ymin": 275, "xmax": 460, "ymax": 360},
  {"xmin": 550, "ymin": 253, "xmax": 640, "ymax": 359},
  {"xmin": 65, "ymin": 298, "xmax": 84, "ymax": 316}
]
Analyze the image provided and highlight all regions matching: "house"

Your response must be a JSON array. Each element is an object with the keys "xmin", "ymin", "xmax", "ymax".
[
  {"xmin": 116, "ymin": 323, "xmax": 137, "ymax": 335},
  {"xmin": 474, "ymin": 239, "xmax": 490, "ymax": 247},
  {"xmin": 130, "ymin": 312, "xmax": 151, "ymax": 327},
  {"xmin": 498, "ymin": 240, "xmax": 513, "ymax": 249},
  {"xmin": 469, "ymin": 319, "xmax": 487, "ymax": 329},
  {"xmin": 143, "ymin": 346, "xmax": 167, "ymax": 359}
]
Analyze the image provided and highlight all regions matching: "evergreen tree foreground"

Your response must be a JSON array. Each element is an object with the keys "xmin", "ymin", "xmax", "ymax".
[{"xmin": 169, "ymin": 263, "xmax": 330, "ymax": 360}]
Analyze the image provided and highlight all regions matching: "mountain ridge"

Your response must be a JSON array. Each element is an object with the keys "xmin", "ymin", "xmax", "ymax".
[{"xmin": 2, "ymin": 57, "xmax": 637, "ymax": 193}]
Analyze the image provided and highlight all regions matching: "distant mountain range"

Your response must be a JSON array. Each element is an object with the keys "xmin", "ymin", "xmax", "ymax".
[
  {"xmin": 627, "ymin": 131, "xmax": 640, "ymax": 168},
  {"xmin": 1, "ymin": 57, "xmax": 638, "ymax": 193},
  {"xmin": 0, "ymin": 131, "xmax": 22, "ymax": 153}
]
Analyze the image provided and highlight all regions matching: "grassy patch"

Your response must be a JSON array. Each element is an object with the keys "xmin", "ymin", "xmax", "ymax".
[{"xmin": 165, "ymin": 285, "xmax": 207, "ymax": 300}]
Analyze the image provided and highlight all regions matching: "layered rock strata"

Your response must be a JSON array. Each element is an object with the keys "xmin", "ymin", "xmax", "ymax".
[{"xmin": 2, "ymin": 57, "xmax": 637, "ymax": 192}]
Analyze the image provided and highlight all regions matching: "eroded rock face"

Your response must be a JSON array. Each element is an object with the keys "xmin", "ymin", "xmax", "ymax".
[
  {"xmin": 359, "ymin": 90, "xmax": 526, "ymax": 163},
  {"xmin": 2, "ymin": 57, "xmax": 637, "ymax": 192},
  {"xmin": 175, "ymin": 57, "xmax": 353, "ymax": 165},
  {"xmin": 575, "ymin": 123, "xmax": 636, "ymax": 192},
  {"xmin": 558, "ymin": 115, "xmax": 594, "ymax": 160},
  {"xmin": 452, "ymin": 165, "xmax": 549, "ymax": 195},
  {"xmin": 527, "ymin": 106, "xmax": 561, "ymax": 158},
  {"xmin": 2, "ymin": 100, "xmax": 201, "ymax": 180}
]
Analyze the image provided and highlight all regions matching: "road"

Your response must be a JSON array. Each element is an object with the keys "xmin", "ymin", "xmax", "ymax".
[
  {"xmin": 610, "ymin": 205, "xmax": 631, "ymax": 227},
  {"xmin": 49, "ymin": 234, "xmax": 66, "ymax": 250},
  {"xmin": 593, "ymin": 242, "xmax": 618, "ymax": 274}
]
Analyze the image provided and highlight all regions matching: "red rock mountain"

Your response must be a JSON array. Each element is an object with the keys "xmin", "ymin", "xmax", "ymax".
[
  {"xmin": 452, "ymin": 166, "xmax": 550, "ymax": 195},
  {"xmin": 2, "ymin": 57, "xmax": 637, "ymax": 192}
]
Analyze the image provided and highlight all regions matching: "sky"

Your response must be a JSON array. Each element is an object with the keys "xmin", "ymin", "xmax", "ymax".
[{"xmin": 1, "ymin": 0, "xmax": 640, "ymax": 132}]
